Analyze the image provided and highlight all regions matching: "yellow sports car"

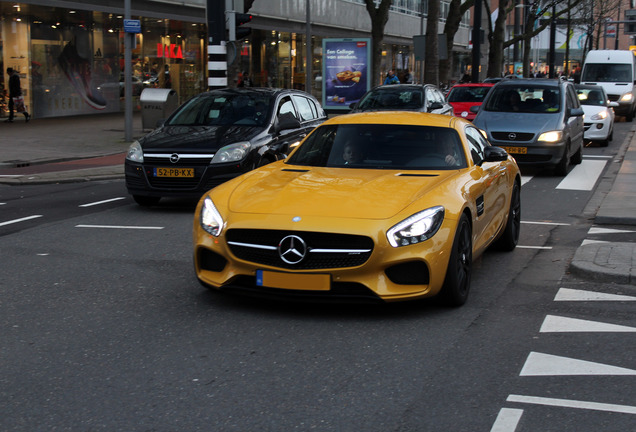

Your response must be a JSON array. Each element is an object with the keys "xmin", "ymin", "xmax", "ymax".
[{"xmin": 193, "ymin": 112, "xmax": 521, "ymax": 306}]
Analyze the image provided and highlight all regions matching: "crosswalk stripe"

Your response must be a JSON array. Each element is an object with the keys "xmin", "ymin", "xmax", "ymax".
[
  {"xmin": 556, "ymin": 160, "xmax": 607, "ymax": 191},
  {"xmin": 520, "ymin": 352, "xmax": 636, "ymax": 376},
  {"xmin": 554, "ymin": 288, "xmax": 636, "ymax": 301},
  {"xmin": 588, "ymin": 227, "xmax": 636, "ymax": 234},
  {"xmin": 506, "ymin": 394, "xmax": 636, "ymax": 414},
  {"xmin": 490, "ymin": 408, "xmax": 523, "ymax": 432},
  {"xmin": 540, "ymin": 315, "xmax": 636, "ymax": 332}
]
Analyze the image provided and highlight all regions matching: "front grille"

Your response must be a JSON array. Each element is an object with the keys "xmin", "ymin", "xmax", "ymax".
[
  {"xmin": 226, "ymin": 229, "xmax": 374, "ymax": 270},
  {"xmin": 491, "ymin": 132, "xmax": 535, "ymax": 141},
  {"xmin": 608, "ymin": 94, "xmax": 620, "ymax": 102},
  {"xmin": 584, "ymin": 123, "xmax": 592, "ymax": 131},
  {"xmin": 144, "ymin": 155, "xmax": 213, "ymax": 165}
]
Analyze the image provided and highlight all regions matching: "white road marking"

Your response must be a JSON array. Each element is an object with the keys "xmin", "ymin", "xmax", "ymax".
[
  {"xmin": 583, "ymin": 155, "xmax": 613, "ymax": 159},
  {"xmin": 588, "ymin": 227, "xmax": 636, "ymax": 234},
  {"xmin": 520, "ymin": 352, "xmax": 636, "ymax": 376},
  {"xmin": 581, "ymin": 239, "xmax": 609, "ymax": 245},
  {"xmin": 521, "ymin": 176, "xmax": 532, "ymax": 186},
  {"xmin": 79, "ymin": 197, "xmax": 126, "ymax": 207},
  {"xmin": 521, "ymin": 220, "xmax": 570, "ymax": 226},
  {"xmin": 554, "ymin": 288, "xmax": 636, "ymax": 302},
  {"xmin": 556, "ymin": 160, "xmax": 607, "ymax": 191},
  {"xmin": 75, "ymin": 224, "xmax": 163, "ymax": 230},
  {"xmin": 516, "ymin": 245, "xmax": 553, "ymax": 250},
  {"xmin": 540, "ymin": 315, "xmax": 636, "ymax": 333},
  {"xmin": 490, "ymin": 408, "xmax": 524, "ymax": 432},
  {"xmin": 507, "ymin": 394, "xmax": 636, "ymax": 415},
  {"xmin": 0, "ymin": 215, "xmax": 43, "ymax": 227}
]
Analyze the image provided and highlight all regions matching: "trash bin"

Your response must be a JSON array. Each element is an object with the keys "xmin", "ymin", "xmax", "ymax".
[{"xmin": 140, "ymin": 88, "xmax": 179, "ymax": 130}]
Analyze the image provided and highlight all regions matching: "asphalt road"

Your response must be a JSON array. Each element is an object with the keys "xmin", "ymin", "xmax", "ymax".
[{"xmin": 1, "ymin": 122, "xmax": 635, "ymax": 431}]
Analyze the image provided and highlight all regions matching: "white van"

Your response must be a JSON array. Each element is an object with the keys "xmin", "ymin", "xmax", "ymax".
[{"xmin": 581, "ymin": 49, "xmax": 636, "ymax": 121}]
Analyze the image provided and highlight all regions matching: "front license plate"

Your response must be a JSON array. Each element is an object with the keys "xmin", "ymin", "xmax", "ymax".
[
  {"xmin": 154, "ymin": 167, "xmax": 194, "ymax": 178},
  {"xmin": 256, "ymin": 270, "xmax": 330, "ymax": 291},
  {"xmin": 502, "ymin": 146, "xmax": 527, "ymax": 155}
]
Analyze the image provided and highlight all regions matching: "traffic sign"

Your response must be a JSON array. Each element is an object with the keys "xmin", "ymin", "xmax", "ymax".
[{"xmin": 124, "ymin": 19, "xmax": 141, "ymax": 33}]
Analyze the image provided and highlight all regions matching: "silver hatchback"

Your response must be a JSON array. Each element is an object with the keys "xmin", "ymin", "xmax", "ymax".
[{"xmin": 472, "ymin": 79, "xmax": 584, "ymax": 176}]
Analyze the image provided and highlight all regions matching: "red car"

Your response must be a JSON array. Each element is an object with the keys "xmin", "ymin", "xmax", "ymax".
[{"xmin": 446, "ymin": 83, "xmax": 494, "ymax": 121}]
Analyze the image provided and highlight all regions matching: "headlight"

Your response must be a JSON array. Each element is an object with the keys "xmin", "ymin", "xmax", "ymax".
[
  {"xmin": 126, "ymin": 140, "xmax": 144, "ymax": 162},
  {"xmin": 537, "ymin": 131, "xmax": 563, "ymax": 143},
  {"xmin": 620, "ymin": 93, "xmax": 633, "ymax": 102},
  {"xmin": 387, "ymin": 206, "xmax": 445, "ymax": 248},
  {"xmin": 591, "ymin": 110, "xmax": 608, "ymax": 120},
  {"xmin": 200, "ymin": 197, "xmax": 224, "ymax": 236},
  {"xmin": 211, "ymin": 142, "xmax": 251, "ymax": 164}
]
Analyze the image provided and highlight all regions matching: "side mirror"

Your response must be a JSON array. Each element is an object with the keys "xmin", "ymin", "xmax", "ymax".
[
  {"xmin": 483, "ymin": 146, "xmax": 508, "ymax": 163},
  {"xmin": 569, "ymin": 107, "xmax": 584, "ymax": 117},
  {"xmin": 428, "ymin": 101, "xmax": 444, "ymax": 112},
  {"xmin": 349, "ymin": 102, "xmax": 357, "ymax": 110},
  {"xmin": 609, "ymin": 101, "xmax": 619, "ymax": 108},
  {"xmin": 469, "ymin": 105, "xmax": 480, "ymax": 113},
  {"xmin": 275, "ymin": 113, "xmax": 301, "ymax": 133}
]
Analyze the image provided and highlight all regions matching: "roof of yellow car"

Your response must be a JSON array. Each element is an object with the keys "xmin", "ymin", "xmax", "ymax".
[{"xmin": 325, "ymin": 111, "xmax": 460, "ymax": 128}]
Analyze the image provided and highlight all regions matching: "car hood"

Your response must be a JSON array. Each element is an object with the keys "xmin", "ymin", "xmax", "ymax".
[
  {"xmin": 139, "ymin": 125, "xmax": 265, "ymax": 151},
  {"xmin": 474, "ymin": 111, "xmax": 560, "ymax": 132},
  {"xmin": 226, "ymin": 164, "xmax": 458, "ymax": 219}
]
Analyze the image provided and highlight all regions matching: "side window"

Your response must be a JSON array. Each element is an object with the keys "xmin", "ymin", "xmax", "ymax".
[
  {"xmin": 278, "ymin": 97, "xmax": 298, "ymax": 119},
  {"xmin": 465, "ymin": 126, "xmax": 487, "ymax": 165},
  {"xmin": 426, "ymin": 88, "xmax": 436, "ymax": 109},
  {"xmin": 292, "ymin": 95, "xmax": 315, "ymax": 121},
  {"xmin": 435, "ymin": 89, "xmax": 446, "ymax": 103}
]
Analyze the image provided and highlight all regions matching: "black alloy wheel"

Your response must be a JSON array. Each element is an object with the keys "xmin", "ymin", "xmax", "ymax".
[
  {"xmin": 494, "ymin": 180, "xmax": 521, "ymax": 251},
  {"xmin": 441, "ymin": 214, "xmax": 472, "ymax": 307}
]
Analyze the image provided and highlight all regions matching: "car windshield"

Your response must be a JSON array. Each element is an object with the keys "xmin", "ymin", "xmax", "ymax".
[
  {"xmin": 576, "ymin": 88, "xmax": 607, "ymax": 106},
  {"xmin": 286, "ymin": 124, "xmax": 466, "ymax": 170},
  {"xmin": 483, "ymin": 86, "xmax": 561, "ymax": 113},
  {"xmin": 356, "ymin": 88, "xmax": 424, "ymax": 110},
  {"xmin": 581, "ymin": 63, "xmax": 632, "ymax": 83},
  {"xmin": 167, "ymin": 94, "xmax": 273, "ymax": 127},
  {"xmin": 447, "ymin": 86, "xmax": 492, "ymax": 103}
]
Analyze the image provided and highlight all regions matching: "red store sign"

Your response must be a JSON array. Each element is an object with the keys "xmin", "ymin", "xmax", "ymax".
[{"xmin": 157, "ymin": 43, "xmax": 184, "ymax": 59}]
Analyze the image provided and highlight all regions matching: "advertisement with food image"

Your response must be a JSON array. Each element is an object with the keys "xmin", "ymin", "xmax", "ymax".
[{"xmin": 322, "ymin": 38, "xmax": 370, "ymax": 110}]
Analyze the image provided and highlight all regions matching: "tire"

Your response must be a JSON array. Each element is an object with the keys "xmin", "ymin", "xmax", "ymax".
[
  {"xmin": 133, "ymin": 195, "xmax": 161, "ymax": 206},
  {"xmin": 571, "ymin": 141, "xmax": 583, "ymax": 165},
  {"xmin": 440, "ymin": 214, "xmax": 472, "ymax": 307},
  {"xmin": 554, "ymin": 142, "xmax": 570, "ymax": 176},
  {"xmin": 627, "ymin": 107, "xmax": 634, "ymax": 122},
  {"xmin": 600, "ymin": 138, "xmax": 609, "ymax": 147},
  {"xmin": 494, "ymin": 181, "xmax": 521, "ymax": 251}
]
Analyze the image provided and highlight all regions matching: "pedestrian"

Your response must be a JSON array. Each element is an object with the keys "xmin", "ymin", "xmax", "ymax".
[
  {"xmin": 237, "ymin": 71, "xmax": 253, "ymax": 87},
  {"xmin": 383, "ymin": 70, "xmax": 399, "ymax": 85},
  {"xmin": 6, "ymin": 67, "xmax": 30, "ymax": 123},
  {"xmin": 403, "ymin": 69, "xmax": 413, "ymax": 84}
]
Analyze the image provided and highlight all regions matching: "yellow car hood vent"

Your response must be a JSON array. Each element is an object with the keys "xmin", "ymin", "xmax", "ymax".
[{"xmin": 228, "ymin": 167, "xmax": 452, "ymax": 219}]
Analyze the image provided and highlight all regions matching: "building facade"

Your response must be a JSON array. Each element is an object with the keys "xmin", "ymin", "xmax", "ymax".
[{"xmin": 0, "ymin": 0, "xmax": 471, "ymax": 119}]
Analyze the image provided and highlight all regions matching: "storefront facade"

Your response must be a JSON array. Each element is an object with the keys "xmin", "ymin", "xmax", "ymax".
[{"xmin": 0, "ymin": 0, "xmax": 470, "ymax": 119}]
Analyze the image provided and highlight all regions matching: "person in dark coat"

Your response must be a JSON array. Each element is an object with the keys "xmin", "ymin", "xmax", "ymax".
[{"xmin": 6, "ymin": 67, "xmax": 30, "ymax": 123}]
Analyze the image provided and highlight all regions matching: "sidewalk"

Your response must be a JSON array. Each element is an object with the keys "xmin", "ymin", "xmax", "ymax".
[
  {"xmin": 0, "ymin": 112, "xmax": 144, "ymax": 184},
  {"xmin": 1, "ymin": 112, "xmax": 636, "ymax": 287}
]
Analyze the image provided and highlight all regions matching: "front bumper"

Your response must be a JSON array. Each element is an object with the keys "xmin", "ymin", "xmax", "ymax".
[
  {"xmin": 488, "ymin": 139, "xmax": 566, "ymax": 168},
  {"xmin": 584, "ymin": 121, "xmax": 611, "ymax": 141},
  {"xmin": 192, "ymin": 211, "xmax": 457, "ymax": 303}
]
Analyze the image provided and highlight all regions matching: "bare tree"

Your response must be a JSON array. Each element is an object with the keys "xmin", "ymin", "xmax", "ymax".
[
  {"xmin": 425, "ymin": 0, "xmax": 441, "ymax": 84},
  {"xmin": 440, "ymin": 0, "xmax": 474, "ymax": 85},
  {"xmin": 363, "ymin": 0, "xmax": 393, "ymax": 85}
]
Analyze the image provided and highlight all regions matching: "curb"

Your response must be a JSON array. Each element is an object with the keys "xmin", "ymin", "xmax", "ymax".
[{"xmin": 569, "ymin": 242, "xmax": 636, "ymax": 286}]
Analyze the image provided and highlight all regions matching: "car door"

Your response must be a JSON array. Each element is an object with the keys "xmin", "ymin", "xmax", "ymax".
[
  {"xmin": 464, "ymin": 126, "xmax": 509, "ymax": 254},
  {"xmin": 565, "ymin": 84, "xmax": 585, "ymax": 152}
]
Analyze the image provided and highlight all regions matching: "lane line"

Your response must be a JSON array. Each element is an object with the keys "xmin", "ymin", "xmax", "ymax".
[
  {"xmin": 521, "ymin": 176, "xmax": 532, "ymax": 186},
  {"xmin": 490, "ymin": 408, "xmax": 523, "ymax": 432},
  {"xmin": 520, "ymin": 352, "xmax": 636, "ymax": 376},
  {"xmin": 581, "ymin": 239, "xmax": 609, "ymax": 245},
  {"xmin": 516, "ymin": 245, "xmax": 553, "ymax": 250},
  {"xmin": 507, "ymin": 394, "xmax": 636, "ymax": 415},
  {"xmin": 75, "ymin": 224, "xmax": 163, "ymax": 230},
  {"xmin": 540, "ymin": 315, "xmax": 636, "ymax": 333},
  {"xmin": 556, "ymin": 160, "xmax": 607, "ymax": 191},
  {"xmin": 588, "ymin": 227, "xmax": 636, "ymax": 234},
  {"xmin": 0, "ymin": 215, "xmax": 43, "ymax": 227},
  {"xmin": 79, "ymin": 197, "xmax": 126, "ymax": 207},
  {"xmin": 583, "ymin": 155, "xmax": 613, "ymax": 159},
  {"xmin": 522, "ymin": 220, "xmax": 570, "ymax": 226},
  {"xmin": 554, "ymin": 288, "xmax": 636, "ymax": 302}
]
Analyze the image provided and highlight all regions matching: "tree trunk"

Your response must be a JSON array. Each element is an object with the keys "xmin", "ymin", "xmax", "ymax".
[
  {"xmin": 424, "ymin": 0, "xmax": 440, "ymax": 84},
  {"xmin": 440, "ymin": 0, "xmax": 474, "ymax": 85},
  {"xmin": 487, "ymin": 0, "xmax": 509, "ymax": 78},
  {"xmin": 364, "ymin": 0, "xmax": 393, "ymax": 86}
]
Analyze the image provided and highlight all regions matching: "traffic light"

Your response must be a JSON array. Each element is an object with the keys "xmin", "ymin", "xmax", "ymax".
[{"xmin": 228, "ymin": 12, "xmax": 252, "ymax": 41}]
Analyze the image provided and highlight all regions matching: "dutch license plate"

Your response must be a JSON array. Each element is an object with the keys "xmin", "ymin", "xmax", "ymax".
[
  {"xmin": 256, "ymin": 270, "xmax": 331, "ymax": 291},
  {"xmin": 502, "ymin": 146, "xmax": 527, "ymax": 155},
  {"xmin": 154, "ymin": 167, "xmax": 194, "ymax": 178}
]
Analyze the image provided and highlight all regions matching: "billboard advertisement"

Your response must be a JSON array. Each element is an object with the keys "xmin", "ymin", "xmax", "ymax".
[{"xmin": 322, "ymin": 38, "xmax": 371, "ymax": 110}]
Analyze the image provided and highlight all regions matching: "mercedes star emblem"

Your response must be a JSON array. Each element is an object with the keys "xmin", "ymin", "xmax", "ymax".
[{"xmin": 278, "ymin": 235, "xmax": 307, "ymax": 265}]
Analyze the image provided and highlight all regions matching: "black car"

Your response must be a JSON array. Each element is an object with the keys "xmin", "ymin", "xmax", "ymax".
[
  {"xmin": 349, "ymin": 84, "xmax": 453, "ymax": 115},
  {"xmin": 125, "ymin": 88, "xmax": 326, "ymax": 205}
]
